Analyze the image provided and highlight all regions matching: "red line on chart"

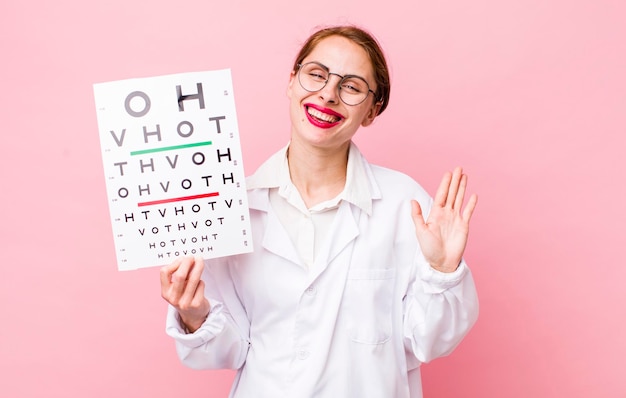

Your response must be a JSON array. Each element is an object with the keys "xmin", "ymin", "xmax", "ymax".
[{"xmin": 137, "ymin": 192, "xmax": 220, "ymax": 207}]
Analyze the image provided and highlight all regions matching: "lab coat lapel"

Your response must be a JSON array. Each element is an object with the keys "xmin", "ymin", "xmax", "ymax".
[
  {"xmin": 262, "ymin": 205, "xmax": 302, "ymax": 265},
  {"xmin": 248, "ymin": 188, "xmax": 302, "ymax": 266}
]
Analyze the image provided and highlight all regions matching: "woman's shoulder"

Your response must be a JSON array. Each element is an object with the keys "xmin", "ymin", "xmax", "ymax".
[{"xmin": 368, "ymin": 163, "xmax": 430, "ymax": 198}]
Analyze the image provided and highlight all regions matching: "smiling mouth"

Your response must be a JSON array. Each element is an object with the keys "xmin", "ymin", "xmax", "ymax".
[{"xmin": 306, "ymin": 106, "xmax": 341, "ymax": 124}]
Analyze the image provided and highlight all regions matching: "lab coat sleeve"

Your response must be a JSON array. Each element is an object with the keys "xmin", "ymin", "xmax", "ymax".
[
  {"xmin": 165, "ymin": 259, "xmax": 250, "ymax": 370},
  {"xmin": 402, "ymin": 252, "xmax": 479, "ymax": 365}
]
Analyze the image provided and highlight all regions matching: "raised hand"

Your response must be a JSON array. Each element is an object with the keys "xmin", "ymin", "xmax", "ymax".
[
  {"xmin": 160, "ymin": 256, "xmax": 210, "ymax": 333},
  {"xmin": 411, "ymin": 167, "xmax": 478, "ymax": 273}
]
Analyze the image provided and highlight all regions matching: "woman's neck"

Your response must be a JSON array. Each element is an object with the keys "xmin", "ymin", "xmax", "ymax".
[{"xmin": 287, "ymin": 141, "xmax": 350, "ymax": 208}]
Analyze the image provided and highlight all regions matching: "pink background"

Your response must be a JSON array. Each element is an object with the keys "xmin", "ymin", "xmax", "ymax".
[{"xmin": 1, "ymin": 0, "xmax": 625, "ymax": 397}]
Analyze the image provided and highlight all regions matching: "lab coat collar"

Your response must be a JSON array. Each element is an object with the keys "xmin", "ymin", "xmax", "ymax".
[{"xmin": 245, "ymin": 141, "xmax": 381, "ymax": 215}]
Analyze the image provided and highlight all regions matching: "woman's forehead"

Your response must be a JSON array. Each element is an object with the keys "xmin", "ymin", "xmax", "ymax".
[{"xmin": 304, "ymin": 36, "xmax": 374, "ymax": 77}]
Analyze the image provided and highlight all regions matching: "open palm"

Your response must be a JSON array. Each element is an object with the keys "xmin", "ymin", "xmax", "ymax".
[{"xmin": 411, "ymin": 167, "xmax": 478, "ymax": 273}]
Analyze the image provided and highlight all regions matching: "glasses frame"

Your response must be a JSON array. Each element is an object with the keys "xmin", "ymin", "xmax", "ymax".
[{"xmin": 297, "ymin": 62, "xmax": 377, "ymax": 106}]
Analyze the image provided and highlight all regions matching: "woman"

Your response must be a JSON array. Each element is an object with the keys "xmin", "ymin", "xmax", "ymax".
[{"xmin": 160, "ymin": 25, "xmax": 479, "ymax": 398}]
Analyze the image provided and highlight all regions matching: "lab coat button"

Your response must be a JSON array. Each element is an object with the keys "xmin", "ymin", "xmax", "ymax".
[
  {"xmin": 296, "ymin": 350, "xmax": 310, "ymax": 360},
  {"xmin": 305, "ymin": 285, "xmax": 316, "ymax": 296}
]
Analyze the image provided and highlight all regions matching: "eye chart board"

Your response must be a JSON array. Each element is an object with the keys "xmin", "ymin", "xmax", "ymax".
[{"xmin": 94, "ymin": 70, "xmax": 252, "ymax": 271}]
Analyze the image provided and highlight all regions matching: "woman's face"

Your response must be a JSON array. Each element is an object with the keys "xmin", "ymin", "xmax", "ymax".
[{"xmin": 287, "ymin": 35, "xmax": 381, "ymax": 151}]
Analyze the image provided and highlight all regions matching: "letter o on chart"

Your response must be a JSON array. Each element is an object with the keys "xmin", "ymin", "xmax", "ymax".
[
  {"xmin": 177, "ymin": 121, "xmax": 194, "ymax": 137},
  {"xmin": 192, "ymin": 152, "xmax": 205, "ymax": 165},
  {"xmin": 118, "ymin": 187, "xmax": 129, "ymax": 198},
  {"xmin": 124, "ymin": 91, "xmax": 151, "ymax": 117}
]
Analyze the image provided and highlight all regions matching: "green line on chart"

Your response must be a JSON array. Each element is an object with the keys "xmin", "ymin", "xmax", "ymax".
[{"xmin": 130, "ymin": 141, "xmax": 213, "ymax": 156}]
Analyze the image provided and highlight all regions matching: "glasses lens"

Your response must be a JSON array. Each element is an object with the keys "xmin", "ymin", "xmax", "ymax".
[
  {"xmin": 298, "ymin": 63, "xmax": 329, "ymax": 92},
  {"xmin": 338, "ymin": 76, "xmax": 369, "ymax": 106}
]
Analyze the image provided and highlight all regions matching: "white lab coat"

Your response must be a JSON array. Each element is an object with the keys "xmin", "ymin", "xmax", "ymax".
[{"xmin": 166, "ymin": 144, "xmax": 479, "ymax": 398}]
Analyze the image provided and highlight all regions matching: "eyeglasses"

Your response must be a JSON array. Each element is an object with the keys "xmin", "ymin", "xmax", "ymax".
[{"xmin": 297, "ymin": 62, "xmax": 377, "ymax": 106}]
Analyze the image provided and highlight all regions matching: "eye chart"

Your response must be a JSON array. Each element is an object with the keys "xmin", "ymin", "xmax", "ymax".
[{"xmin": 94, "ymin": 70, "xmax": 252, "ymax": 271}]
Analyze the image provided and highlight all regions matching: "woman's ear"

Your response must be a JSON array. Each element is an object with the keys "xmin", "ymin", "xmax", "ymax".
[
  {"xmin": 361, "ymin": 100, "xmax": 382, "ymax": 127},
  {"xmin": 286, "ymin": 71, "xmax": 296, "ymax": 99}
]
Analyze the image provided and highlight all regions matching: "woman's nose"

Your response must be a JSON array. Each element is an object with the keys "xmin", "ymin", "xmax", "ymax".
[{"xmin": 318, "ymin": 74, "xmax": 342, "ymax": 104}]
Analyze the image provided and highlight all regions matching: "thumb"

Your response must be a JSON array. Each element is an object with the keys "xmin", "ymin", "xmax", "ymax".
[{"xmin": 411, "ymin": 200, "xmax": 427, "ymax": 233}]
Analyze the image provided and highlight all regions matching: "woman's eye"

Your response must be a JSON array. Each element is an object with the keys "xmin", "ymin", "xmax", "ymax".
[
  {"xmin": 342, "ymin": 83, "xmax": 361, "ymax": 93},
  {"xmin": 309, "ymin": 72, "xmax": 327, "ymax": 80}
]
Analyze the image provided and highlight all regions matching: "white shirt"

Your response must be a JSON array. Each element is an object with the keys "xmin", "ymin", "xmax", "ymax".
[
  {"xmin": 166, "ymin": 142, "xmax": 479, "ymax": 398},
  {"xmin": 268, "ymin": 142, "xmax": 372, "ymax": 269}
]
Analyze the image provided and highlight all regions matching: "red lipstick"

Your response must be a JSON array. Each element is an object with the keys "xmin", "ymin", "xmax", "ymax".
[{"xmin": 304, "ymin": 103, "xmax": 343, "ymax": 129}]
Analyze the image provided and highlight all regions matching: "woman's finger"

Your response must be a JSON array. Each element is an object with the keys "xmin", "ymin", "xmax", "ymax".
[
  {"xmin": 433, "ymin": 171, "xmax": 452, "ymax": 208},
  {"xmin": 462, "ymin": 193, "xmax": 478, "ymax": 223},
  {"xmin": 453, "ymin": 173, "xmax": 468, "ymax": 212},
  {"xmin": 446, "ymin": 167, "xmax": 463, "ymax": 209},
  {"xmin": 182, "ymin": 256, "xmax": 205, "ymax": 301},
  {"xmin": 168, "ymin": 256, "xmax": 195, "ymax": 303}
]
